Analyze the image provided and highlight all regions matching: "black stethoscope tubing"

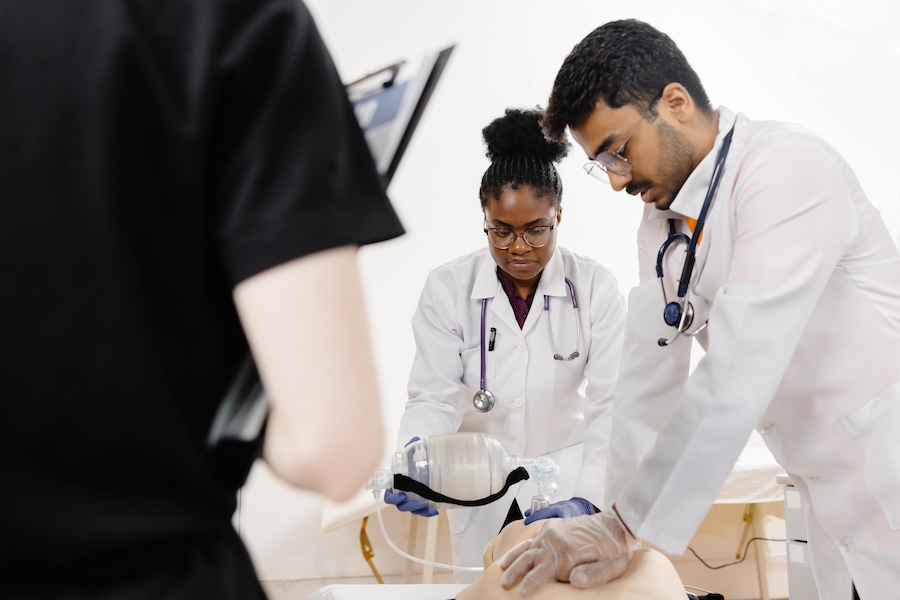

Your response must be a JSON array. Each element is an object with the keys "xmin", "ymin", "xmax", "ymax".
[{"xmin": 657, "ymin": 125, "xmax": 735, "ymax": 347}]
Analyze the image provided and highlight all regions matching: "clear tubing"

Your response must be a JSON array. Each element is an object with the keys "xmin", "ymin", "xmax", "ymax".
[{"xmin": 372, "ymin": 490, "xmax": 484, "ymax": 573}]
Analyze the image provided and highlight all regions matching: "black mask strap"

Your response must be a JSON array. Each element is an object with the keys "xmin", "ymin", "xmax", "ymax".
[{"xmin": 393, "ymin": 466, "xmax": 530, "ymax": 507}]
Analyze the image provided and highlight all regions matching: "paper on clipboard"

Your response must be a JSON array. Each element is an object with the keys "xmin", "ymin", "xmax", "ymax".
[{"xmin": 207, "ymin": 356, "xmax": 268, "ymax": 446}]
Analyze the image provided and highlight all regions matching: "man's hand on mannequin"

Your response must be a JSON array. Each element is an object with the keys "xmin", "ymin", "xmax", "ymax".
[{"xmin": 498, "ymin": 507, "xmax": 639, "ymax": 598}]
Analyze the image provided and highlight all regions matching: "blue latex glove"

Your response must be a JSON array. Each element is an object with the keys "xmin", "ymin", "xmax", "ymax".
[
  {"xmin": 383, "ymin": 489, "xmax": 439, "ymax": 517},
  {"xmin": 523, "ymin": 497, "xmax": 596, "ymax": 525},
  {"xmin": 383, "ymin": 436, "xmax": 439, "ymax": 517}
]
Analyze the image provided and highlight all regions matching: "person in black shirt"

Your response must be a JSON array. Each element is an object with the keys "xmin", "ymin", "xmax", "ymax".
[{"xmin": 0, "ymin": 1, "xmax": 404, "ymax": 598}]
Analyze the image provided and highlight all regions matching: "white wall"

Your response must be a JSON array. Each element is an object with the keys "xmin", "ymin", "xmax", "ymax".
[{"xmin": 238, "ymin": 0, "xmax": 900, "ymax": 588}]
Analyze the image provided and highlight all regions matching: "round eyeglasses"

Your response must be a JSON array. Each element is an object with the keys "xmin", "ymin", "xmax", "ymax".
[
  {"xmin": 483, "ymin": 222, "xmax": 556, "ymax": 249},
  {"xmin": 583, "ymin": 93, "xmax": 662, "ymax": 184}
]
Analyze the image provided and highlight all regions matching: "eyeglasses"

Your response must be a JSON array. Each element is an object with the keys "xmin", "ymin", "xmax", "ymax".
[
  {"xmin": 483, "ymin": 221, "xmax": 557, "ymax": 249},
  {"xmin": 583, "ymin": 92, "xmax": 662, "ymax": 184}
]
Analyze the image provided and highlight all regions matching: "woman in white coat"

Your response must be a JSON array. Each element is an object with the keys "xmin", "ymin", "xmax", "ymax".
[{"xmin": 385, "ymin": 107, "xmax": 625, "ymax": 578}]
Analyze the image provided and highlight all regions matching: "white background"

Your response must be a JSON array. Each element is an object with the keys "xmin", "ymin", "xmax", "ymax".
[{"xmin": 239, "ymin": 0, "xmax": 900, "ymax": 587}]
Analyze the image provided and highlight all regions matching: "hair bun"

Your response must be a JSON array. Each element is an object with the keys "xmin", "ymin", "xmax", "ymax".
[{"xmin": 482, "ymin": 106, "xmax": 569, "ymax": 164}]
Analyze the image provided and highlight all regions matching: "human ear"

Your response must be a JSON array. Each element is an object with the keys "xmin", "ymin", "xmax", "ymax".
[{"xmin": 659, "ymin": 82, "xmax": 694, "ymax": 123}]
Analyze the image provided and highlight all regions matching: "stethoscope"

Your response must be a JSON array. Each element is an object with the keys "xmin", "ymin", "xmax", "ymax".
[
  {"xmin": 657, "ymin": 125, "xmax": 735, "ymax": 347},
  {"xmin": 472, "ymin": 278, "xmax": 581, "ymax": 413}
]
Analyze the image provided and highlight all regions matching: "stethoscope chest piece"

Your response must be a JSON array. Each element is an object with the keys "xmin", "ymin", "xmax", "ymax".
[
  {"xmin": 656, "ymin": 124, "xmax": 735, "ymax": 348},
  {"xmin": 473, "ymin": 389, "xmax": 496, "ymax": 413},
  {"xmin": 663, "ymin": 300, "xmax": 693, "ymax": 330}
]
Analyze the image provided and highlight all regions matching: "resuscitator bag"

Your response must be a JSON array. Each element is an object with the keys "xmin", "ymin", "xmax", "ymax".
[{"xmin": 368, "ymin": 431, "xmax": 559, "ymax": 511}]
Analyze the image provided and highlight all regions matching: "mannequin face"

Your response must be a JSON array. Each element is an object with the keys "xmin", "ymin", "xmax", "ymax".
[{"xmin": 483, "ymin": 186, "xmax": 560, "ymax": 294}]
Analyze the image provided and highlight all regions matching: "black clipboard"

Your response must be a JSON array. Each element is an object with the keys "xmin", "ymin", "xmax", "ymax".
[
  {"xmin": 208, "ymin": 46, "xmax": 454, "ymax": 483},
  {"xmin": 347, "ymin": 45, "xmax": 454, "ymax": 187}
]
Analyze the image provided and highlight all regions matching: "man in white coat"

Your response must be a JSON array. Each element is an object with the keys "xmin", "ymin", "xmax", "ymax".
[{"xmin": 498, "ymin": 20, "xmax": 900, "ymax": 600}]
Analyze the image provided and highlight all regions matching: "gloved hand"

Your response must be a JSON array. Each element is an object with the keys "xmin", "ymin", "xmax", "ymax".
[
  {"xmin": 383, "ymin": 437, "xmax": 439, "ymax": 518},
  {"xmin": 523, "ymin": 497, "xmax": 596, "ymax": 525},
  {"xmin": 498, "ymin": 507, "xmax": 639, "ymax": 598},
  {"xmin": 383, "ymin": 489, "xmax": 439, "ymax": 517}
]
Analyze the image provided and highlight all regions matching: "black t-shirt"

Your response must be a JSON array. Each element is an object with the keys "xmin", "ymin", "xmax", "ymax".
[{"xmin": 0, "ymin": 0, "xmax": 403, "ymax": 594}]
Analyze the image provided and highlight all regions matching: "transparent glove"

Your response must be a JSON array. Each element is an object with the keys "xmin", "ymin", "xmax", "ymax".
[
  {"xmin": 499, "ymin": 508, "xmax": 639, "ymax": 598},
  {"xmin": 523, "ymin": 497, "xmax": 596, "ymax": 525},
  {"xmin": 383, "ymin": 436, "xmax": 439, "ymax": 518}
]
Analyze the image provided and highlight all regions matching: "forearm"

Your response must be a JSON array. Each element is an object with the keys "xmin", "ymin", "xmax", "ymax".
[
  {"xmin": 234, "ymin": 245, "xmax": 384, "ymax": 501},
  {"xmin": 399, "ymin": 279, "xmax": 470, "ymax": 446}
]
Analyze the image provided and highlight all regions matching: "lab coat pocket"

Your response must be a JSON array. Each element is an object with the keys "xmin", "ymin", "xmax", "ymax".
[
  {"xmin": 461, "ymin": 344, "xmax": 496, "ymax": 397},
  {"xmin": 839, "ymin": 381, "xmax": 900, "ymax": 531}
]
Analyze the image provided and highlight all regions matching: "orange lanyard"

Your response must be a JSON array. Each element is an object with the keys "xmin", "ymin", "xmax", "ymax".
[{"xmin": 685, "ymin": 217, "xmax": 703, "ymax": 246}]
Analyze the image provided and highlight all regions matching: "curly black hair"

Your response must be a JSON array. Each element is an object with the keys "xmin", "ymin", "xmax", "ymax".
[
  {"xmin": 543, "ymin": 19, "xmax": 712, "ymax": 141},
  {"xmin": 479, "ymin": 106, "xmax": 569, "ymax": 210}
]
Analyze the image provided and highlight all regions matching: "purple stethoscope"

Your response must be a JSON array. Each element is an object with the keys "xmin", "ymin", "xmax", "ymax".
[{"xmin": 472, "ymin": 278, "xmax": 581, "ymax": 413}]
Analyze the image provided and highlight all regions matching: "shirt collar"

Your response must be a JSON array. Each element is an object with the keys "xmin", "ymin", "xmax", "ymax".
[
  {"xmin": 537, "ymin": 248, "xmax": 567, "ymax": 297},
  {"xmin": 652, "ymin": 106, "xmax": 737, "ymax": 222}
]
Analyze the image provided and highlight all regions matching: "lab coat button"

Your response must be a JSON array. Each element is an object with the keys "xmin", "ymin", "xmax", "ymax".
[
  {"xmin": 759, "ymin": 423, "xmax": 772, "ymax": 434},
  {"xmin": 516, "ymin": 341, "xmax": 526, "ymax": 351},
  {"xmin": 512, "ymin": 438, "xmax": 522, "ymax": 446},
  {"xmin": 839, "ymin": 540, "xmax": 851, "ymax": 551},
  {"xmin": 513, "ymin": 398, "xmax": 524, "ymax": 408},
  {"xmin": 804, "ymin": 474, "xmax": 816, "ymax": 483}
]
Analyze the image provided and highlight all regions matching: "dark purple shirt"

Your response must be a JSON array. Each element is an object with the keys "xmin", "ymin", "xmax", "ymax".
[{"xmin": 497, "ymin": 267, "xmax": 539, "ymax": 329}]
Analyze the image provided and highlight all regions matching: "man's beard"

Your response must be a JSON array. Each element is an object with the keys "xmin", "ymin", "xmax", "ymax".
[{"xmin": 652, "ymin": 120, "xmax": 696, "ymax": 210}]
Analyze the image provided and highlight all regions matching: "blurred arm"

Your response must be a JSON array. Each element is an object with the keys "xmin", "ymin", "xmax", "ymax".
[{"xmin": 233, "ymin": 245, "xmax": 383, "ymax": 501}]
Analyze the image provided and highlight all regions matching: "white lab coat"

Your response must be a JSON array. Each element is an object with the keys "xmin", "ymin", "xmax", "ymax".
[
  {"xmin": 607, "ymin": 107, "xmax": 900, "ymax": 600},
  {"xmin": 398, "ymin": 246, "xmax": 625, "ymax": 575}
]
